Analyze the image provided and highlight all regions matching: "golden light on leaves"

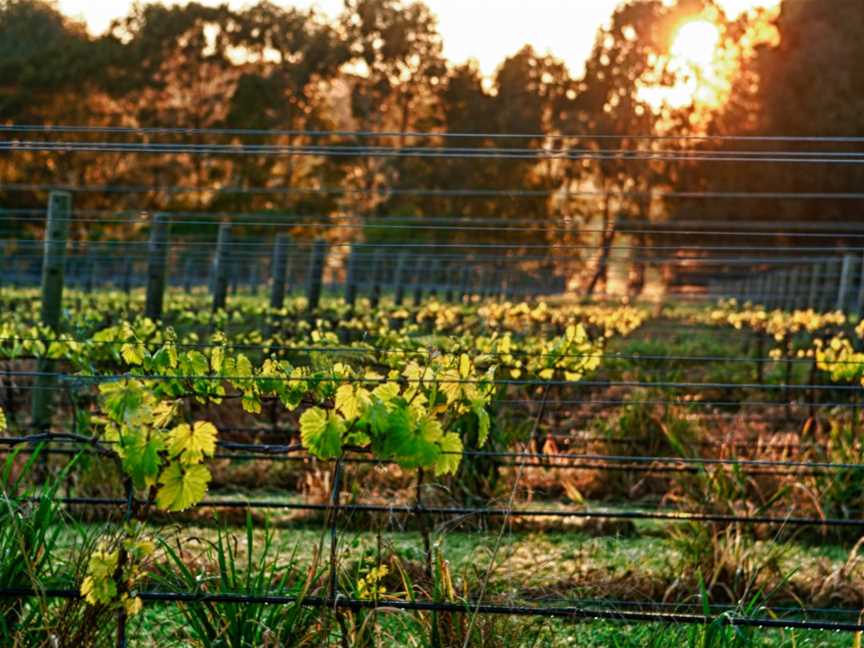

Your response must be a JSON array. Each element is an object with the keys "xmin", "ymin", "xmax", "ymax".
[
  {"xmin": 638, "ymin": 1, "xmax": 780, "ymax": 124},
  {"xmin": 638, "ymin": 17, "xmax": 728, "ymax": 112},
  {"xmin": 670, "ymin": 20, "xmax": 720, "ymax": 70}
]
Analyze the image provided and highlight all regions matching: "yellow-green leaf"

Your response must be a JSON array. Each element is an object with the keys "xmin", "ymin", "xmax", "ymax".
[
  {"xmin": 211, "ymin": 345, "xmax": 225, "ymax": 373},
  {"xmin": 167, "ymin": 421, "xmax": 217, "ymax": 464},
  {"xmin": 472, "ymin": 402, "xmax": 490, "ymax": 447},
  {"xmin": 434, "ymin": 432, "xmax": 463, "ymax": 477},
  {"xmin": 155, "ymin": 462, "xmax": 211, "ymax": 511},
  {"xmin": 459, "ymin": 353, "xmax": 471, "ymax": 379},
  {"xmin": 372, "ymin": 382, "xmax": 400, "ymax": 403},
  {"xmin": 299, "ymin": 408, "xmax": 345, "ymax": 459},
  {"xmin": 80, "ymin": 547, "xmax": 119, "ymax": 605},
  {"xmin": 335, "ymin": 384, "xmax": 363, "ymax": 420},
  {"xmin": 236, "ymin": 354, "xmax": 253, "ymax": 378},
  {"xmin": 121, "ymin": 343, "xmax": 145, "ymax": 366}
]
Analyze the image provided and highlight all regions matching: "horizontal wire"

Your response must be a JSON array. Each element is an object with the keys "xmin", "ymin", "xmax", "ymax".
[
  {"xmin": 5, "ymin": 140, "xmax": 864, "ymax": 164},
  {"xmin": 1, "ymin": 587, "xmax": 861, "ymax": 632},
  {"xmin": 6, "ymin": 123, "xmax": 864, "ymax": 143},
  {"xmin": 24, "ymin": 494, "xmax": 864, "ymax": 528},
  {"xmin": 1, "ymin": 336, "xmax": 850, "ymax": 367},
  {"xmin": 4, "ymin": 384, "xmax": 859, "ymax": 410},
  {"xmin": 5, "ymin": 369, "xmax": 862, "ymax": 392},
  {"xmin": 6, "ymin": 234, "xmax": 864, "ymax": 254},
  {"xmin": 2, "ymin": 252, "xmax": 855, "ymax": 272},
  {"xmin": 3, "ymin": 435, "xmax": 859, "ymax": 476},
  {"xmin": 0, "ymin": 445, "xmax": 840, "ymax": 478},
  {"xmin": 5, "ymin": 182, "xmax": 864, "ymax": 202},
  {"xmin": 6, "ymin": 215, "xmax": 864, "ymax": 239}
]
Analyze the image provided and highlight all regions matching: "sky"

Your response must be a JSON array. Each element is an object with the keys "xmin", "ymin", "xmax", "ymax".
[{"xmin": 56, "ymin": 0, "xmax": 775, "ymax": 77}]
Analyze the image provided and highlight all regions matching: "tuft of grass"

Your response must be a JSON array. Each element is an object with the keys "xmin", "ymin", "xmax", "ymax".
[{"xmin": 154, "ymin": 514, "xmax": 322, "ymax": 647}]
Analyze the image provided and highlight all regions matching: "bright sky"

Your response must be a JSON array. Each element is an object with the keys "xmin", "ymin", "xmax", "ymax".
[{"xmin": 57, "ymin": 0, "xmax": 776, "ymax": 77}]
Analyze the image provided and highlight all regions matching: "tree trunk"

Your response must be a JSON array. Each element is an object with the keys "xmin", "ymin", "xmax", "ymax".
[{"xmin": 585, "ymin": 189, "xmax": 616, "ymax": 298}]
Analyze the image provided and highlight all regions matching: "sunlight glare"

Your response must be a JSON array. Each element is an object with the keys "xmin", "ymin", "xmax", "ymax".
[{"xmin": 670, "ymin": 20, "xmax": 720, "ymax": 70}]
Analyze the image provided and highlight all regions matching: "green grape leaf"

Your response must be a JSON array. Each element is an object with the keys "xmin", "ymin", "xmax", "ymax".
[
  {"xmin": 438, "ymin": 369, "xmax": 463, "ymax": 405},
  {"xmin": 434, "ymin": 432, "xmax": 463, "ymax": 477},
  {"xmin": 418, "ymin": 417, "xmax": 443, "ymax": 443},
  {"xmin": 80, "ymin": 547, "xmax": 119, "ymax": 605},
  {"xmin": 241, "ymin": 393, "xmax": 262, "ymax": 414},
  {"xmin": 47, "ymin": 340, "xmax": 67, "ymax": 359},
  {"xmin": 371, "ymin": 382, "xmax": 400, "ymax": 403},
  {"xmin": 181, "ymin": 350, "xmax": 209, "ymax": 377},
  {"xmin": 99, "ymin": 380, "xmax": 147, "ymax": 426},
  {"xmin": 120, "ymin": 429, "xmax": 164, "ymax": 490},
  {"xmin": 372, "ymin": 407, "xmax": 413, "ymax": 457},
  {"xmin": 211, "ymin": 345, "xmax": 225, "ymax": 373},
  {"xmin": 459, "ymin": 353, "xmax": 471, "ymax": 379},
  {"xmin": 365, "ymin": 401, "xmax": 392, "ymax": 436},
  {"xmin": 167, "ymin": 421, "xmax": 217, "ymax": 464},
  {"xmin": 335, "ymin": 384, "xmax": 369, "ymax": 420},
  {"xmin": 472, "ymin": 401, "xmax": 490, "ymax": 448},
  {"xmin": 299, "ymin": 408, "xmax": 345, "ymax": 459},
  {"xmin": 151, "ymin": 345, "xmax": 177, "ymax": 371},
  {"xmin": 155, "ymin": 462, "xmax": 211, "ymax": 511},
  {"xmin": 121, "ymin": 343, "xmax": 145, "ymax": 366},
  {"xmin": 236, "ymin": 354, "xmax": 253, "ymax": 377}
]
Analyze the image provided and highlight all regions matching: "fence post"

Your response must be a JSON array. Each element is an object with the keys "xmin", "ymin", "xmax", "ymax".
[
  {"xmin": 270, "ymin": 234, "xmax": 291, "ymax": 309},
  {"xmin": 854, "ymin": 252, "xmax": 864, "ymax": 317},
  {"xmin": 774, "ymin": 270, "xmax": 787, "ymax": 311},
  {"xmin": 248, "ymin": 263, "xmax": 260, "ymax": 296},
  {"xmin": 82, "ymin": 245, "xmax": 95, "ymax": 293},
  {"xmin": 458, "ymin": 266, "xmax": 471, "ymax": 304},
  {"xmin": 807, "ymin": 261, "xmax": 823, "ymax": 310},
  {"xmin": 393, "ymin": 253, "xmax": 407, "ymax": 306},
  {"xmin": 820, "ymin": 258, "xmax": 839, "ymax": 312},
  {"xmin": 343, "ymin": 246, "xmax": 359, "ymax": 309},
  {"xmin": 306, "ymin": 238, "xmax": 327, "ymax": 311},
  {"xmin": 31, "ymin": 191, "xmax": 71, "ymax": 431},
  {"xmin": 788, "ymin": 268, "xmax": 802, "ymax": 310},
  {"xmin": 369, "ymin": 250, "xmax": 383, "ymax": 309},
  {"xmin": 444, "ymin": 263, "xmax": 456, "ymax": 303},
  {"xmin": 412, "ymin": 255, "xmax": 424, "ymax": 306},
  {"xmin": 212, "ymin": 223, "xmax": 231, "ymax": 313},
  {"xmin": 144, "ymin": 213, "xmax": 170, "ymax": 320},
  {"xmin": 427, "ymin": 259, "xmax": 440, "ymax": 299},
  {"xmin": 836, "ymin": 253, "xmax": 855, "ymax": 313},
  {"xmin": 182, "ymin": 258, "xmax": 193, "ymax": 294}
]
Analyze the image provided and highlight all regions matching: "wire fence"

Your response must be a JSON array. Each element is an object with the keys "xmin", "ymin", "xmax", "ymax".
[{"xmin": 3, "ymin": 123, "xmax": 864, "ymax": 643}]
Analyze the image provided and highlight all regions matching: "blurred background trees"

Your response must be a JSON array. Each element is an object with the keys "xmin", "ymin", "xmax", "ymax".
[{"xmin": 1, "ymin": 0, "xmax": 862, "ymax": 297}]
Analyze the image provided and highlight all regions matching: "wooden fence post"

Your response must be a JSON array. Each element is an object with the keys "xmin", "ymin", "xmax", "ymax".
[
  {"xmin": 788, "ymin": 268, "xmax": 802, "ymax": 310},
  {"xmin": 306, "ymin": 238, "xmax": 327, "ymax": 311},
  {"xmin": 837, "ymin": 253, "xmax": 855, "ymax": 313},
  {"xmin": 427, "ymin": 259, "xmax": 440, "ymax": 299},
  {"xmin": 444, "ymin": 263, "xmax": 456, "ymax": 303},
  {"xmin": 248, "ymin": 263, "xmax": 260, "ymax": 296},
  {"xmin": 458, "ymin": 266, "xmax": 471, "ymax": 304},
  {"xmin": 854, "ymin": 252, "xmax": 864, "ymax": 317},
  {"xmin": 412, "ymin": 255, "xmax": 424, "ymax": 306},
  {"xmin": 807, "ymin": 261, "xmax": 822, "ymax": 310},
  {"xmin": 369, "ymin": 250, "xmax": 383, "ymax": 309},
  {"xmin": 270, "ymin": 234, "xmax": 291, "ymax": 309},
  {"xmin": 212, "ymin": 223, "xmax": 231, "ymax": 312},
  {"xmin": 393, "ymin": 253, "xmax": 407, "ymax": 306},
  {"xmin": 820, "ymin": 258, "xmax": 839, "ymax": 312},
  {"xmin": 145, "ymin": 213, "xmax": 170, "ymax": 320},
  {"xmin": 31, "ymin": 191, "xmax": 71, "ymax": 431},
  {"xmin": 343, "ymin": 246, "xmax": 359, "ymax": 309},
  {"xmin": 182, "ymin": 258, "xmax": 193, "ymax": 294}
]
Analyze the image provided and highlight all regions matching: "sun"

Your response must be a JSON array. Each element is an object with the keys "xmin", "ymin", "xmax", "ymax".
[{"xmin": 670, "ymin": 20, "xmax": 721, "ymax": 71}]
